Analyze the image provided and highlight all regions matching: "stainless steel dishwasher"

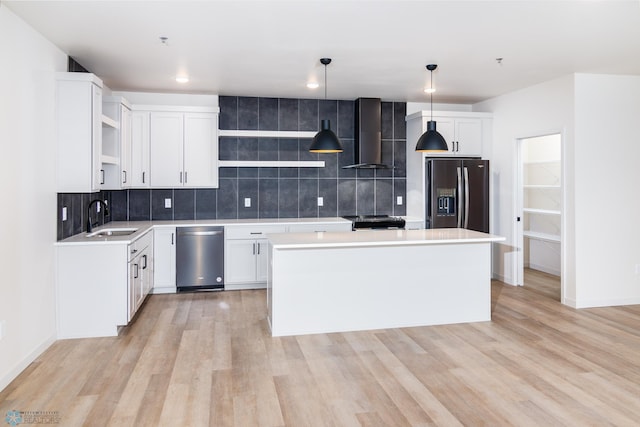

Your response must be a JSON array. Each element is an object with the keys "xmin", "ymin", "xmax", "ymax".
[{"xmin": 176, "ymin": 226, "xmax": 224, "ymax": 292}]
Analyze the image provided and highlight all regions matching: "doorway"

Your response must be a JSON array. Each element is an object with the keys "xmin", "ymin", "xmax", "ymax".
[{"xmin": 515, "ymin": 133, "xmax": 562, "ymax": 300}]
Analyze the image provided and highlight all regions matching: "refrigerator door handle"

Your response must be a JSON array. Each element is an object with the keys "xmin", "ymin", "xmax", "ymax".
[
  {"xmin": 464, "ymin": 167, "xmax": 470, "ymax": 229},
  {"xmin": 456, "ymin": 167, "xmax": 463, "ymax": 228}
]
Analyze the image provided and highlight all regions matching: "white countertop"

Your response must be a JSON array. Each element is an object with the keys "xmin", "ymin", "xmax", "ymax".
[
  {"xmin": 268, "ymin": 228, "xmax": 505, "ymax": 249},
  {"xmin": 56, "ymin": 217, "xmax": 356, "ymax": 245}
]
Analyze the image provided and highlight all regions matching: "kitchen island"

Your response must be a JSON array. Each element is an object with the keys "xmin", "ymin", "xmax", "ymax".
[{"xmin": 267, "ymin": 228, "xmax": 505, "ymax": 337}]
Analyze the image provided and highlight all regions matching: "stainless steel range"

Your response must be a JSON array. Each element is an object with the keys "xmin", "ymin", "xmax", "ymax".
[{"xmin": 342, "ymin": 215, "xmax": 406, "ymax": 230}]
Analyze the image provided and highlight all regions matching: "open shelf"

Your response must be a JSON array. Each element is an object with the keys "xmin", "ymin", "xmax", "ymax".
[
  {"xmin": 218, "ymin": 160, "xmax": 325, "ymax": 168},
  {"xmin": 523, "ymin": 231, "xmax": 561, "ymax": 243},
  {"xmin": 523, "ymin": 208, "xmax": 561, "ymax": 216},
  {"xmin": 219, "ymin": 130, "xmax": 316, "ymax": 139},
  {"xmin": 101, "ymin": 114, "xmax": 118, "ymax": 129},
  {"xmin": 101, "ymin": 155, "xmax": 119, "ymax": 165}
]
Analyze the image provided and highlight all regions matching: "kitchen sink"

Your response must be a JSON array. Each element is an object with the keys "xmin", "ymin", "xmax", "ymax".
[{"xmin": 86, "ymin": 228, "xmax": 138, "ymax": 237}]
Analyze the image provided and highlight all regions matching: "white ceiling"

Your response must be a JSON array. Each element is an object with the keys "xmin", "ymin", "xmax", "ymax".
[{"xmin": 5, "ymin": 0, "xmax": 640, "ymax": 103}]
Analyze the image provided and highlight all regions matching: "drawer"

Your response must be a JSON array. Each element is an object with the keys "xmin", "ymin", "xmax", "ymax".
[
  {"xmin": 225, "ymin": 224, "xmax": 287, "ymax": 240},
  {"xmin": 128, "ymin": 230, "xmax": 153, "ymax": 261}
]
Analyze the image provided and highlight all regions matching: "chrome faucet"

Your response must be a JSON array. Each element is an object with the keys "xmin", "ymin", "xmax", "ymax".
[{"xmin": 86, "ymin": 199, "xmax": 110, "ymax": 233}]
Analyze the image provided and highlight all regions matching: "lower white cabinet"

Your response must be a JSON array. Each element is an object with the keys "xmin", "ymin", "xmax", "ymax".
[
  {"xmin": 153, "ymin": 227, "xmax": 176, "ymax": 293},
  {"xmin": 287, "ymin": 223, "xmax": 351, "ymax": 233},
  {"xmin": 225, "ymin": 224, "xmax": 287, "ymax": 290},
  {"xmin": 128, "ymin": 231, "xmax": 153, "ymax": 321},
  {"xmin": 56, "ymin": 229, "xmax": 154, "ymax": 338}
]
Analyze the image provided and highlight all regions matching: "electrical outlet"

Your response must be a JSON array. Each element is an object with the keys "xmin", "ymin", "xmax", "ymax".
[
  {"xmin": 397, "ymin": 196, "xmax": 403, "ymax": 205},
  {"xmin": 317, "ymin": 197, "xmax": 324, "ymax": 207},
  {"xmin": 62, "ymin": 206, "xmax": 67, "ymax": 222},
  {"xmin": 244, "ymin": 198, "xmax": 251, "ymax": 208},
  {"xmin": 165, "ymin": 198, "xmax": 172, "ymax": 209}
]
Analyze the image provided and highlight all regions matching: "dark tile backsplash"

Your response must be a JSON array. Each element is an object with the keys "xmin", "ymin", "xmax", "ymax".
[{"xmin": 57, "ymin": 96, "xmax": 407, "ymax": 240}]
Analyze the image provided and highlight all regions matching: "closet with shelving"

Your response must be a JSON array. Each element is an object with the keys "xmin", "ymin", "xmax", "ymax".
[{"xmin": 522, "ymin": 134, "xmax": 561, "ymax": 276}]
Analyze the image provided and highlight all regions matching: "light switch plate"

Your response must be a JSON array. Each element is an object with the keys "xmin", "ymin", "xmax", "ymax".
[
  {"xmin": 244, "ymin": 198, "xmax": 251, "ymax": 208},
  {"xmin": 165, "ymin": 198, "xmax": 172, "ymax": 209},
  {"xmin": 317, "ymin": 197, "xmax": 324, "ymax": 207},
  {"xmin": 397, "ymin": 196, "xmax": 403, "ymax": 205}
]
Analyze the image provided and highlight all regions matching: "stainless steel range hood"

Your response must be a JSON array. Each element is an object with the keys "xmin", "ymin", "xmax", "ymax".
[{"xmin": 343, "ymin": 98, "xmax": 391, "ymax": 169}]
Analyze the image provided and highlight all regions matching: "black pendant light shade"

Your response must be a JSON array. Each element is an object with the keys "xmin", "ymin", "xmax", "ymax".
[
  {"xmin": 310, "ymin": 119, "xmax": 342, "ymax": 153},
  {"xmin": 310, "ymin": 58, "xmax": 343, "ymax": 153},
  {"xmin": 415, "ymin": 64, "xmax": 448, "ymax": 153},
  {"xmin": 415, "ymin": 121, "xmax": 448, "ymax": 152}
]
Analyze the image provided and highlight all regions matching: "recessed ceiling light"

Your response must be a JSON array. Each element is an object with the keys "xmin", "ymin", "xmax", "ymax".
[
  {"xmin": 307, "ymin": 82, "xmax": 319, "ymax": 89},
  {"xmin": 176, "ymin": 76, "xmax": 189, "ymax": 84},
  {"xmin": 424, "ymin": 87, "xmax": 436, "ymax": 94}
]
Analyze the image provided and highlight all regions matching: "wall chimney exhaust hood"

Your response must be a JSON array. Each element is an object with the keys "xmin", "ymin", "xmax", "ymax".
[{"xmin": 343, "ymin": 98, "xmax": 391, "ymax": 169}]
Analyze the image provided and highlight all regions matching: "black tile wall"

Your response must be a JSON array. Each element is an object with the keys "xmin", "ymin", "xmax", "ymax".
[{"xmin": 57, "ymin": 97, "xmax": 407, "ymax": 240}]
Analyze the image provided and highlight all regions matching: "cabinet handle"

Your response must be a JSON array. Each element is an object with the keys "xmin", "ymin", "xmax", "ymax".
[
  {"xmin": 257, "ymin": 242, "xmax": 261, "ymax": 255},
  {"xmin": 179, "ymin": 172, "xmax": 183, "ymax": 183},
  {"xmin": 171, "ymin": 233, "xmax": 174, "ymax": 245},
  {"xmin": 250, "ymin": 232, "xmax": 263, "ymax": 235},
  {"xmin": 131, "ymin": 248, "xmax": 138, "ymax": 255},
  {"xmin": 122, "ymin": 170, "xmax": 127, "ymax": 184},
  {"xmin": 184, "ymin": 171, "xmax": 188, "ymax": 183},
  {"xmin": 253, "ymin": 242, "xmax": 256, "ymax": 255},
  {"xmin": 142, "ymin": 171, "xmax": 146, "ymax": 184},
  {"xmin": 134, "ymin": 263, "xmax": 139, "ymax": 279},
  {"xmin": 142, "ymin": 254, "xmax": 147, "ymax": 269},
  {"xmin": 100, "ymin": 169, "xmax": 105, "ymax": 185}
]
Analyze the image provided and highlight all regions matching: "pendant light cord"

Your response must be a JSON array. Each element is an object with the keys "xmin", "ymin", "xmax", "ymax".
[
  {"xmin": 324, "ymin": 63, "xmax": 328, "ymax": 100},
  {"xmin": 430, "ymin": 69, "xmax": 433, "ymax": 121}
]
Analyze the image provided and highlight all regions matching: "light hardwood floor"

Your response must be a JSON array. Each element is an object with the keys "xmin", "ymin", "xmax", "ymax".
[{"xmin": 2, "ymin": 269, "xmax": 640, "ymax": 426}]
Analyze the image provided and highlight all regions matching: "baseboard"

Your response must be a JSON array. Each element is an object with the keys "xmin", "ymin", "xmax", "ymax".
[
  {"xmin": 574, "ymin": 296, "xmax": 640, "ymax": 309},
  {"xmin": 151, "ymin": 286, "xmax": 176, "ymax": 294},
  {"xmin": 492, "ymin": 272, "xmax": 519, "ymax": 286},
  {"xmin": 527, "ymin": 263, "xmax": 561, "ymax": 277},
  {"xmin": 0, "ymin": 334, "xmax": 56, "ymax": 392}
]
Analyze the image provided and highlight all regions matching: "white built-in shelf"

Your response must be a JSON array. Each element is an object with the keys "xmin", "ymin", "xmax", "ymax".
[
  {"xmin": 524, "ymin": 184, "xmax": 561, "ymax": 189},
  {"xmin": 101, "ymin": 115, "xmax": 118, "ymax": 129},
  {"xmin": 219, "ymin": 130, "xmax": 316, "ymax": 139},
  {"xmin": 523, "ymin": 208, "xmax": 561, "ymax": 216},
  {"xmin": 218, "ymin": 160, "xmax": 325, "ymax": 168},
  {"xmin": 523, "ymin": 231, "xmax": 561, "ymax": 243},
  {"xmin": 101, "ymin": 155, "xmax": 119, "ymax": 165}
]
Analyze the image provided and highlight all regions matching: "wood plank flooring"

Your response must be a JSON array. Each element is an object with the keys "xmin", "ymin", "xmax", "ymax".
[{"xmin": 2, "ymin": 269, "xmax": 640, "ymax": 426}]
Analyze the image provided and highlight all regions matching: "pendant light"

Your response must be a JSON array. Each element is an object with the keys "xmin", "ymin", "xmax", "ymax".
[
  {"xmin": 415, "ymin": 64, "xmax": 448, "ymax": 153},
  {"xmin": 309, "ymin": 58, "xmax": 343, "ymax": 153}
]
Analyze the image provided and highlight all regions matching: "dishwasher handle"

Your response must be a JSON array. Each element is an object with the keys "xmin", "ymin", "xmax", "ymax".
[{"xmin": 179, "ymin": 230, "xmax": 223, "ymax": 237}]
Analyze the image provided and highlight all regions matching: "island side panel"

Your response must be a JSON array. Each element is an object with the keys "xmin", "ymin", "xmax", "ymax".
[{"xmin": 269, "ymin": 242, "xmax": 491, "ymax": 337}]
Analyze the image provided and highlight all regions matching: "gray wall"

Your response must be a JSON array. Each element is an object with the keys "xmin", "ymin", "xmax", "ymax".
[{"xmin": 58, "ymin": 96, "xmax": 407, "ymax": 240}]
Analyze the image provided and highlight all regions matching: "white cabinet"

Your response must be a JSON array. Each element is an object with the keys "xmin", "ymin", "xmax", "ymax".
[
  {"xmin": 56, "ymin": 72, "xmax": 104, "ymax": 192},
  {"xmin": 56, "ymin": 229, "xmax": 154, "ymax": 338},
  {"xmin": 225, "ymin": 224, "xmax": 287, "ymax": 289},
  {"xmin": 149, "ymin": 110, "xmax": 219, "ymax": 188},
  {"xmin": 130, "ymin": 111, "xmax": 150, "ymax": 188},
  {"xmin": 406, "ymin": 111, "xmax": 489, "ymax": 158},
  {"xmin": 153, "ymin": 227, "xmax": 176, "ymax": 293},
  {"xmin": 433, "ymin": 116, "xmax": 483, "ymax": 156},
  {"xmin": 128, "ymin": 231, "xmax": 153, "ymax": 321},
  {"xmin": 102, "ymin": 97, "xmax": 132, "ymax": 190}
]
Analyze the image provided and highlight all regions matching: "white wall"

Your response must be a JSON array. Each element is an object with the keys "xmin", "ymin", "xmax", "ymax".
[
  {"xmin": 0, "ymin": 4, "xmax": 67, "ymax": 390},
  {"xmin": 473, "ymin": 75, "xmax": 576, "ymax": 304},
  {"xmin": 573, "ymin": 74, "xmax": 640, "ymax": 307}
]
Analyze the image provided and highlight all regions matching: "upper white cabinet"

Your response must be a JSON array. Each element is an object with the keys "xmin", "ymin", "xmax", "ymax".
[
  {"xmin": 149, "ymin": 109, "xmax": 219, "ymax": 188},
  {"xmin": 56, "ymin": 72, "xmax": 103, "ymax": 192},
  {"xmin": 406, "ymin": 111, "xmax": 491, "ymax": 158},
  {"xmin": 101, "ymin": 96, "xmax": 132, "ymax": 190},
  {"xmin": 130, "ymin": 110, "xmax": 150, "ymax": 188}
]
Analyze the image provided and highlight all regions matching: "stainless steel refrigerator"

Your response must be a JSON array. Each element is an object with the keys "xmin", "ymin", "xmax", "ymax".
[{"xmin": 425, "ymin": 158, "xmax": 489, "ymax": 233}]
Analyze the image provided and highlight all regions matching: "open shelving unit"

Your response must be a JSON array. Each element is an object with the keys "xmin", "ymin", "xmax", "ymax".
[{"xmin": 521, "ymin": 134, "xmax": 562, "ymax": 277}]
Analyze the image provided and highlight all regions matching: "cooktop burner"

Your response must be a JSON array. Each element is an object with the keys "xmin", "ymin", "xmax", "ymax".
[{"xmin": 342, "ymin": 215, "xmax": 406, "ymax": 230}]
